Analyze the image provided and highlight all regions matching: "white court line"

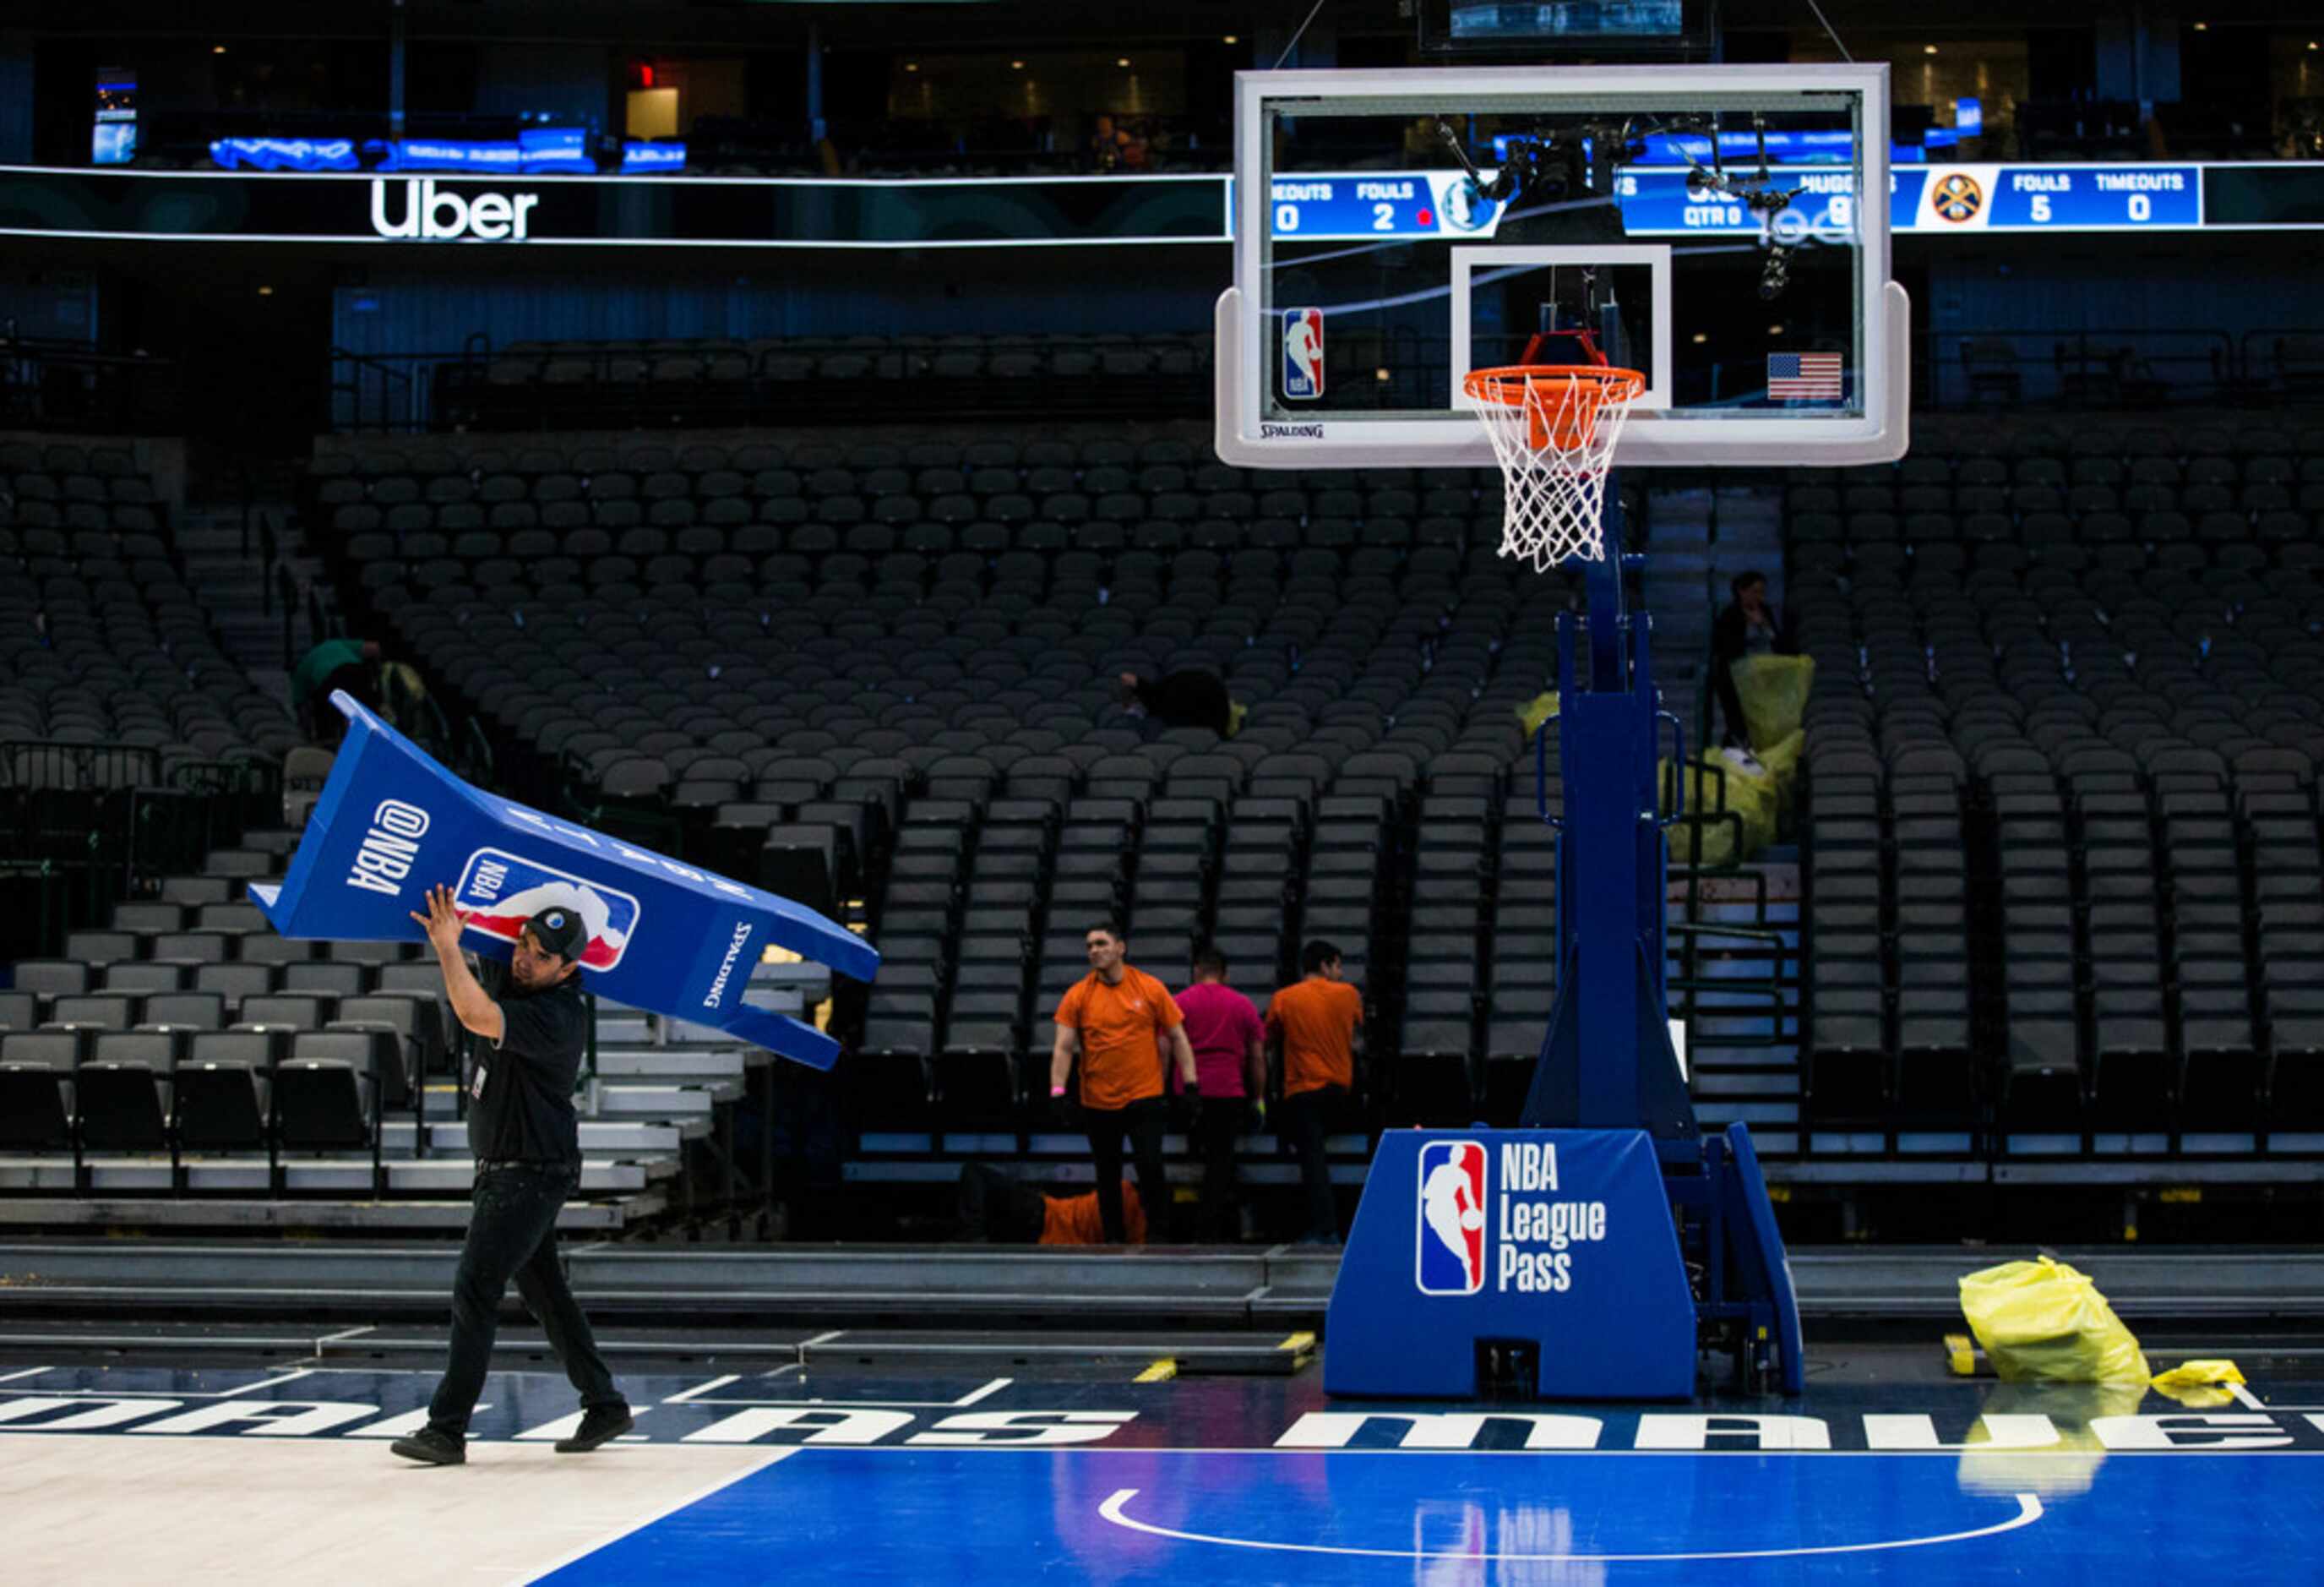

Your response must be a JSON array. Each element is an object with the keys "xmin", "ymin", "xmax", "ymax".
[
  {"xmin": 797, "ymin": 1330, "xmax": 846, "ymax": 1350},
  {"xmin": 672, "ymin": 1374, "xmax": 1009, "ymax": 1410},
  {"xmin": 0, "ymin": 1367, "xmax": 49, "ymax": 1383},
  {"xmin": 659, "ymin": 1374, "xmax": 741, "ymax": 1404},
  {"xmin": 672, "ymin": 1395, "xmax": 1004, "ymax": 1408},
  {"xmin": 0, "ymin": 1367, "xmax": 317, "ymax": 1400},
  {"xmin": 2228, "ymin": 1382, "xmax": 2267, "ymax": 1410},
  {"xmin": 1097, "ymin": 1486, "xmax": 2046, "ymax": 1562},
  {"xmin": 511, "ymin": 1448, "xmax": 797, "ymax": 1585}
]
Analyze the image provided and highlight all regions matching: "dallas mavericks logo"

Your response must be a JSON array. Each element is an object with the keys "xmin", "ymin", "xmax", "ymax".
[
  {"xmin": 1415, "ymin": 1139, "xmax": 1487, "ymax": 1295},
  {"xmin": 1282, "ymin": 307, "xmax": 1324, "ymax": 401}
]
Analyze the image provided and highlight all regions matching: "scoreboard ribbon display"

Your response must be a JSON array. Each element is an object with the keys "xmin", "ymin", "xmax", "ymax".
[
  {"xmin": 1, "ymin": 161, "xmax": 2315, "ymax": 248},
  {"xmin": 1257, "ymin": 171, "xmax": 1508, "ymax": 240},
  {"xmin": 1902, "ymin": 164, "xmax": 2202, "ymax": 230},
  {"xmin": 1275, "ymin": 162, "xmax": 2234, "ymax": 238}
]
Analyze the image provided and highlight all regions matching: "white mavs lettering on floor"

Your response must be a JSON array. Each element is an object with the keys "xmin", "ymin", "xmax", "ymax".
[
  {"xmin": 1, "ymin": 1366, "xmax": 2320, "ymax": 1455},
  {"xmin": 1494, "ymin": 1142, "xmax": 1608, "ymax": 1293},
  {"xmin": 345, "ymin": 798, "xmax": 429, "ymax": 897},
  {"xmin": 1276, "ymin": 1410, "xmax": 2312, "ymax": 1452}
]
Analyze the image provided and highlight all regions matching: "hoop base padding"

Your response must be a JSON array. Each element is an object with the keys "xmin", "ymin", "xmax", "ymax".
[{"xmin": 1463, "ymin": 365, "xmax": 1646, "ymax": 570}]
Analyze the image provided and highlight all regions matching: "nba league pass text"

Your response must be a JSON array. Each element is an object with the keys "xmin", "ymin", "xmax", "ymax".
[
  {"xmin": 1493, "ymin": 1142, "xmax": 1608, "ymax": 1293},
  {"xmin": 1421, "ymin": 1140, "xmax": 1610, "ymax": 1295}
]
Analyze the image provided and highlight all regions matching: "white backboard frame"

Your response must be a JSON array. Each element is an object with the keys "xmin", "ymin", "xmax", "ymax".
[
  {"xmin": 1448, "ymin": 243, "xmax": 1675, "ymax": 413},
  {"xmin": 1216, "ymin": 63, "xmax": 1910, "ymax": 471}
]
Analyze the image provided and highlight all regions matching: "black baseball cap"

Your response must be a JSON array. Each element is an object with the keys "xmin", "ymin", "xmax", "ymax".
[{"xmin": 522, "ymin": 906, "xmax": 588, "ymax": 963}]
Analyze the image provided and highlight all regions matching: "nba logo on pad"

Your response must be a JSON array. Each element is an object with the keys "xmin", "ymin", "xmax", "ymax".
[
  {"xmin": 1415, "ymin": 1139, "xmax": 1488, "ymax": 1295},
  {"xmin": 1282, "ymin": 307, "xmax": 1324, "ymax": 401},
  {"xmin": 453, "ymin": 848, "xmax": 640, "ymax": 971}
]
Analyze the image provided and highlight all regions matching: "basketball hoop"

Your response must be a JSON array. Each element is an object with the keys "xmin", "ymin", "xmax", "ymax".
[{"xmin": 1462, "ymin": 364, "xmax": 1647, "ymax": 570}]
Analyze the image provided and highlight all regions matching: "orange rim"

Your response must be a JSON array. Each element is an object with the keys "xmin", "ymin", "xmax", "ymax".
[
  {"xmin": 1463, "ymin": 364, "xmax": 1646, "ymax": 451},
  {"xmin": 1462, "ymin": 364, "xmax": 1647, "ymax": 407}
]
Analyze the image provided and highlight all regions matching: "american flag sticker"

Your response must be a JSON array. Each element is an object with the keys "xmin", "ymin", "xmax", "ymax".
[{"xmin": 1768, "ymin": 352, "xmax": 1844, "ymax": 401}]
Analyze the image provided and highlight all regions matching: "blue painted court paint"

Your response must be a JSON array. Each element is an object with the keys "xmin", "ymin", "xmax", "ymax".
[{"xmin": 538, "ymin": 1447, "xmax": 2318, "ymax": 1584}]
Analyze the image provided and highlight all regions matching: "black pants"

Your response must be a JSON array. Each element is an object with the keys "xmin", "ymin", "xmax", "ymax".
[
  {"xmin": 957, "ymin": 1163, "xmax": 1047, "ymax": 1243},
  {"xmin": 1195, "ymin": 1098, "xmax": 1242, "ymax": 1242},
  {"xmin": 427, "ymin": 1166, "xmax": 623, "ymax": 1438},
  {"xmin": 1279, "ymin": 1085, "xmax": 1347, "ymax": 1242},
  {"xmin": 1083, "ymin": 1096, "xmax": 1168, "ymax": 1244}
]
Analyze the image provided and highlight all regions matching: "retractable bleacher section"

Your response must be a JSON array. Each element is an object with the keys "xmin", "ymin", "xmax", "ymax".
[
  {"xmin": 0, "ymin": 442, "xmax": 795, "ymax": 1226},
  {"xmin": 1799, "ymin": 413, "xmax": 2324, "ymax": 1167},
  {"xmin": 0, "ymin": 824, "xmax": 814, "ymax": 1225}
]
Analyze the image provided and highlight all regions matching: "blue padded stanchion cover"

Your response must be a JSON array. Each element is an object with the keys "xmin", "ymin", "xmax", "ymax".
[
  {"xmin": 1324, "ymin": 1127, "xmax": 1697, "ymax": 1399},
  {"xmin": 249, "ymin": 690, "xmax": 879, "ymax": 1070}
]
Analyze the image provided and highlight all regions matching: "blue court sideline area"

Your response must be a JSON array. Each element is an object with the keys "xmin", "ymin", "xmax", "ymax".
[
  {"xmin": 3, "ymin": 1359, "xmax": 2321, "ymax": 1583},
  {"xmin": 544, "ymin": 1445, "xmax": 2291, "ymax": 1584}
]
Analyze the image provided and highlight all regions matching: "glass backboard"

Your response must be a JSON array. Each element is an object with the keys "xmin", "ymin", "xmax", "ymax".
[{"xmin": 1216, "ymin": 64, "xmax": 1909, "ymax": 469}]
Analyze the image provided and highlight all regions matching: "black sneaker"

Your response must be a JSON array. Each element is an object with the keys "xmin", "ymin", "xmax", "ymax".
[
  {"xmin": 390, "ymin": 1427, "xmax": 465, "ymax": 1466},
  {"xmin": 554, "ymin": 1404, "xmax": 634, "ymax": 1453}
]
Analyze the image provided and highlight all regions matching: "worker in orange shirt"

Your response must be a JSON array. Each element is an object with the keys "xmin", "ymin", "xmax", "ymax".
[
  {"xmin": 955, "ymin": 1164, "xmax": 1147, "ymax": 1246},
  {"xmin": 1051, "ymin": 921, "xmax": 1198, "ymax": 1243},
  {"xmin": 1267, "ymin": 939, "xmax": 1363, "ymax": 1244}
]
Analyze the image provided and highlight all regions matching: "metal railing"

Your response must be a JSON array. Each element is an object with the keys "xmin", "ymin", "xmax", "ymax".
[
  {"xmin": 329, "ymin": 346, "xmax": 422, "ymax": 434},
  {"xmin": 0, "ymin": 339, "xmax": 183, "ymax": 434}
]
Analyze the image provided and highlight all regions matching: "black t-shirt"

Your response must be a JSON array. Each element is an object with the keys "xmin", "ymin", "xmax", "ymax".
[{"xmin": 466, "ymin": 968, "xmax": 587, "ymax": 1170}]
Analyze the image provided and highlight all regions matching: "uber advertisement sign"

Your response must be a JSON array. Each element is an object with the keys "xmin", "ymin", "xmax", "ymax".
[
  {"xmin": 0, "ymin": 166, "xmax": 1226, "ymax": 248},
  {"xmin": 248, "ymin": 691, "xmax": 877, "ymax": 1070}
]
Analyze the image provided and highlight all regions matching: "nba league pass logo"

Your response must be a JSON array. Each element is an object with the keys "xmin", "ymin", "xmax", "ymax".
[
  {"xmin": 1282, "ymin": 307, "xmax": 1325, "ymax": 401},
  {"xmin": 1415, "ymin": 1139, "xmax": 1488, "ymax": 1295}
]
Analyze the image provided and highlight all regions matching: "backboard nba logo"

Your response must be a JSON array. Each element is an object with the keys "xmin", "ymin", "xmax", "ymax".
[
  {"xmin": 1415, "ymin": 1139, "xmax": 1488, "ymax": 1295},
  {"xmin": 1282, "ymin": 307, "xmax": 1324, "ymax": 401}
]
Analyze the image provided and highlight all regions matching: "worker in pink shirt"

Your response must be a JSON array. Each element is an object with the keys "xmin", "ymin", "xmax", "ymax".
[{"xmin": 1172, "ymin": 945, "xmax": 1267, "ymax": 1242}]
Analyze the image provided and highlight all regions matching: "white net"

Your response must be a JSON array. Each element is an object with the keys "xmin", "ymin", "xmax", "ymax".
[{"xmin": 1465, "ymin": 367, "xmax": 1646, "ymax": 572}]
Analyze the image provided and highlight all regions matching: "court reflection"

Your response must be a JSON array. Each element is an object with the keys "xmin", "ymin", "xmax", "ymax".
[
  {"xmin": 1954, "ymin": 1381, "xmax": 2147, "ymax": 1500},
  {"xmin": 1411, "ymin": 1501, "xmax": 1605, "ymax": 1587}
]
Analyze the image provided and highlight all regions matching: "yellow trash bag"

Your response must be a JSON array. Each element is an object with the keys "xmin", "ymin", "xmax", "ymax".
[
  {"xmin": 1957, "ymin": 1257, "xmax": 2151, "ymax": 1385},
  {"xmin": 1663, "ymin": 753, "xmax": 1778, "ymax": 866},
  {"xmin": 1730, "ymin": 654, "xmax": 1815, "ymax": 754},
  {"xmin": 2148, "ymin": 1359, "xmax": 2245, "ymax": 1407},
  {"xmin": 1516, "ymin": 691, "xmax": 1559, "ymax": 740}
]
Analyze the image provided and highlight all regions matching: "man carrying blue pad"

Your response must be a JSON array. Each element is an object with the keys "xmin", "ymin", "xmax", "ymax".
[{"xmin": 392, "ymin": 885, "xmax": 633, "ymax": 1466}]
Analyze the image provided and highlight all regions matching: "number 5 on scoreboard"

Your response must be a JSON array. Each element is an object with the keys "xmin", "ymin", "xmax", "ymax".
[{"xmin": 2031, "ymin": 194, "xmax": 2052, "ymax": 222}]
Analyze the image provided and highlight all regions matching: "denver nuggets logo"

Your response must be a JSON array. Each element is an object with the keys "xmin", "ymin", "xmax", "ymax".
[{"xmin": 1931, "ymin": 172, "xmax": 1984, "ymax": 223}]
